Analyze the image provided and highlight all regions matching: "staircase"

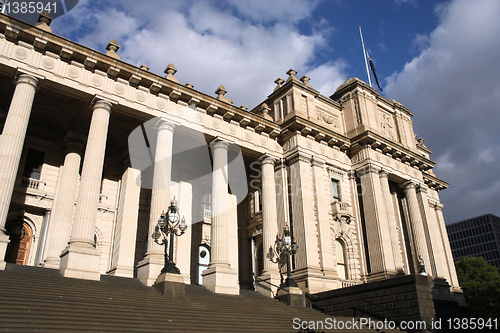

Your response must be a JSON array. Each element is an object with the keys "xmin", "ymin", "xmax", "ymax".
[{"xmin": 0, "ymin": 264, "xmax": 403, "ymax": 332}]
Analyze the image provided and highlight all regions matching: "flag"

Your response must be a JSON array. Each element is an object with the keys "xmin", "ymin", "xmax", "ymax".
[{"xmin": 367, "ymin": 52, "xmax": 383, "ymax": 92}]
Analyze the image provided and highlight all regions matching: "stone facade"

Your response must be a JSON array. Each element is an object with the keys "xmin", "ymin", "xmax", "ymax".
[{"xmin": 0, "ymin": 13, "xmax": 461, "ymax": 303}]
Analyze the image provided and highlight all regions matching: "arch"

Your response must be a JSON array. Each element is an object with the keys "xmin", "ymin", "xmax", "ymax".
[
  {"xmin": 94, "ymin": 227, "xmax": 103, "ymax": 249},
  {"xmin": 334, "ymin": 238, "xmax": 348, "ymax": 280},
  {"xmin": 4, "ymin": 217, "xmax": 36, "ymax": 265},
  {"xmin": 197, "ymin": 244, "xmax": 211, "ymax": 285}
]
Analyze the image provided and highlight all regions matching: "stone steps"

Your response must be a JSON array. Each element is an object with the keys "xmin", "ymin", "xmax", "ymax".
[{"xmin": 0, "ymin": 264, "xmax": 404, "ymax": 332}]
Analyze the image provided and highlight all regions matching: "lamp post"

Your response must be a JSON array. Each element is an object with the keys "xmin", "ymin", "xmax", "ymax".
[
  {"xmin": 152, "ymin": 198, "xmax": 187, "ymax": 274},
  {"xmin": 274, "ymin": 223, "xmax": 299, "ymax": 288}
]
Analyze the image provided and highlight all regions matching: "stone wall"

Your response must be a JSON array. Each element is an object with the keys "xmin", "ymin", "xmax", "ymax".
[{"xmin": 308, "ymin": 274, "xmax": 436, "ymax": 329}]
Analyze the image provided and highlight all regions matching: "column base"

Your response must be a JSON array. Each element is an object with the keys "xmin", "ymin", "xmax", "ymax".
[
  {"xmin": 276, "ymin": 286, "xmax": 306, "ymax": 307},
  {"xmin": 42, "ymin": 256, "xmax": 61, "ymax": 269},
  {"xmin": 59, "ymin": 243, "xmax": 101, "ymax": 281},
  {"xmin": 366, "ymin": 270, "xmax": 399, "ymax": 282},
  {"xmin": 106, "ymin": 266, "xmax": 134, "ymax": 278},
  {"xmin": 153, "ymin": 273, "xmax": 186, "ymax": 298},
  {"xmin": 0, "ymin": 231, "xmax": 9, "ymax": 271},
  {"xmin": 136, "ymin": 254, "xmax": 164, "ymax": 286},
  {"xmin": 202, "ymin": 264, "xmax": 239, "ymax": 295},
  {"xmin": 255, "ymin": 270, "xmax": 281, "ymax": 298}
]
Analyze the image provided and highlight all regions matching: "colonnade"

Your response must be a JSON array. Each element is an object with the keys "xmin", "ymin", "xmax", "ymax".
[{"xmin": 356, "ymin": 163, "xmax": 457, "ymax": 287}]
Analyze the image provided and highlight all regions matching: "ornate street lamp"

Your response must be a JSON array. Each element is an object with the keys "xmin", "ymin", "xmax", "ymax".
[
  {"xmin": 273, "ymin": 223, "xmax": 299, "ymax": 288},
  {"xmin": 152, "ymin": 198, "xmax": 187, "ymax": 274}
]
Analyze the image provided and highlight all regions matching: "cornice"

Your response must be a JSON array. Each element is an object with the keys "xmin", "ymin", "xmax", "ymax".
[
  {"xmin": 422, "ymin": 171, "xmax": 449, "ymax": 191},
  {"xmin": 349, "ymin": 130, "xmax": 435, "ymax": 172},
  {"xmin": 279, "ymin": 114, "xmax": 349, "ymax": 151}
]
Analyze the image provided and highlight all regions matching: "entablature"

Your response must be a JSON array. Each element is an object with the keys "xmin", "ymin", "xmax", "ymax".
[{"xmin": 349, "ymin": 130, "xmax": 435, "ymax": 172}]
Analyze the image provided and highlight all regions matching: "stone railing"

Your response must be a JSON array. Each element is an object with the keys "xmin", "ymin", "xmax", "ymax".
[
  {"xmin": 203, "ymin": 209, "xmax": 212, "ymax": 222},
  {"xmin": 331, "ymin": 201, "xmax": 353, "ymax": 223},
  {"xmin": 21, "ymin": 177, "xmax": 46, "ymax": 191},
  {"xmin": 341, "ymin": 279, "xmax": 361, "ymax": 288}
]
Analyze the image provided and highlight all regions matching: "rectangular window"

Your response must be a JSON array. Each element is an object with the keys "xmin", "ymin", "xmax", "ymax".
[
  {"xmin": 331, "ymin": 179, "xmax": 340, "ymax": 202},
  {"xmin": 22, "ymin": 149, "xmax": 45, "ymax": 180},
  {"xmin": 202, "ymin": 185, "xmax": 212, "ymax": 211}
]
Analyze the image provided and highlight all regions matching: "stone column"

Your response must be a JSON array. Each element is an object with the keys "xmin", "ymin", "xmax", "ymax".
[
  {"xmin": 107, "ymin": 167, "xmax": 141, "ymax": 278},
  {"xmin": 256, "ymin": 155, "xmax": 280, "ymax": 296},
  {"xmin": 358, "ymin": 165, "xmax": 397, "ymax": 280},
  {"xmin": 379, "ymin": 170, "xmax": 404, "ymax": 273},
  {"xmin": 137, "ymin": 119, "xmax": 175, "ymax": 286},
  {"xmin": 43, "ymin": 140, "xmax": 83, "ymax": 269},
  {"xmin": 202, "ymin": 140, "xmax": 239, "ymax": 295},
  {"xmin": 0, "ymin": 73, "xmax": 40, "ymax": 270},
  {"xmin": 60, "ymin": 98, "xmax": 113, "ymax": 280},
  {"xmin": 404, "ymin": 181, "xmax": 431, "ymax": 274}
]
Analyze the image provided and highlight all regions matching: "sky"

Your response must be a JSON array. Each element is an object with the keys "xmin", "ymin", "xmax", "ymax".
[{"xmin": 41, "ymin": 0, "xmax": 500, "ymax": 224}]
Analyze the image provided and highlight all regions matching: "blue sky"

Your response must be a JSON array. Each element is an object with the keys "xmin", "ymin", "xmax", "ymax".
[{"xmin": 42, "ymin": 0, "xmax": 500, "ymax": 224}]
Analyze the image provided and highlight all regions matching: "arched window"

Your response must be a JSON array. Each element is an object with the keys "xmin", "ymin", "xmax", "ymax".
[
  {"xmin": 335, "ymin": 239, "xmax": 348, "ymax": 280},
  {"xmin": 197, "ymin": 244, "xmax": 210, "ymax": 285}
]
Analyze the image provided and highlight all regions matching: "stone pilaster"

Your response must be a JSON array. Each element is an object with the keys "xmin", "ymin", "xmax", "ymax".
[
  {"xmin": 202, "ymin": 140, "xmax": 239, "ymax": 295},
  {"xmin": 60, "ymin": 98, "xmax": 113, "ymax": 280},
  {"xmin": 358, "ymin": 165, "xmax": 397, "ymax": 280},
  {"xmin": 0, "ymin": 72, "xmax": 40, "ymax": 270},
  {"xmin": 137, "ymin": 119, "xmax": 175, "ymax": 286},
  {"xmin": 43, "ymin": 140, "xmax": 83, "ymax": 269},
  {"xmin": 379, "ymin": 170, "xmax": 404, "ymax": 273},
  {"xmin": 416, "ymin": 185, "xmax": 443, "ymax": 278},
  {"xmin": 256, "ymin": 155, "xmax": 280, "ymax": 296},
  {"xmin": 423, "ymin": 199, "xmax": 450, "ymax": 280},
  {"xmin": 287, "ymin": 152, "xmax": 321, "ymax": 271},
  {"xmin": 311, "ymin": 158, "xmax": 337, "ymax": 277},
  {"xmin": 404, "ymin": 181, "xmax": 431, "ymax": 274},
  {"xmin": 434, "ymin": 203, "xmax": 460, "ymax": 289},
  {"xmin": 107, "ymin": 168, "xmax": 141, "ymax": 278}
]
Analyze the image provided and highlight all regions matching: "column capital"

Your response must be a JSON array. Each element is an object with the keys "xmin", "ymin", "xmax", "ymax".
[
  {"xmin": 287, "ymin": 151, "xmax": 311, "ymax": 165},
  {"xmin": 155, "ymin": 117, "xmax": 176, "ymax": 132},
  {"xmin": 379, "ymin": 170, "xmax": 389, "ymax": 178},
  {"xmin": 91, "ymin": 97, "xmax": 114, "ymax": 111},
  {"xmin": 417, "ymin": 183, "xmax": 428, "ymax": 193},
  {"xmin": 310, "ymin": 156, "xmax": 325, "ymax": 168},
  {"xmin": 259, "ymin": 155, "xmax": 276, "ymax": 166},
  {"xmin": 403, "ymin": 181, "xmax": 417, "ymax": 190},
  {"xmin": 15, "ymin": 72, "xmax": 41, "ymax": 89},
  {"xmin": 211, "ymin": 139, "xmax": 230, "ymax": 151},
  {"xmin": 356, "ymin": 164, "xmax": 380, "ymax": 177},
  {"xmin": 428, "ymin": 200, "xmax": 438, "ymax": 209}
]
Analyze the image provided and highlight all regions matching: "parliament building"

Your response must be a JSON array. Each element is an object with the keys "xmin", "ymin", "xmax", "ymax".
[{"xmin": 0, "ymin": 12, "xmax": 462, "ymax": 306}]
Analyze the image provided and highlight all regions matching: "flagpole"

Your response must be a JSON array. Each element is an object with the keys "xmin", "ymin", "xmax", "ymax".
[{"xmin": 359, "ymin": 27, "xmax": 372, "ymax": 88}]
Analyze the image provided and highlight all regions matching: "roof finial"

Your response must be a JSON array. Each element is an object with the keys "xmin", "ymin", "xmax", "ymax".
[
  {"xmin": 274, "ymin": 77, "xmax": 285, "ymax": 91},
  {"xmin": 215, "ymin": 85, "xmax": 233, "ymax": 104},
  {"xmin": 164, "ymin": 63, "xmax": 178, "ymax": 83},
  {"xmin": 106, "ymin": 40, "xmax": 120, "ymax": 60},
  {"xmin": 35, "ymin": 11, "xmax": 53, "ymax": 33}
]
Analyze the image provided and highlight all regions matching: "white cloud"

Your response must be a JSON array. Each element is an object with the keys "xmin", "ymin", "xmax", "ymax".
[
  {"xmin": 385, "ymin": 0, "xmax": 500, "ymax": 222},
  {"xmin": 51, "ymin": 0, "xmax": 345, "ymax": 108}
]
